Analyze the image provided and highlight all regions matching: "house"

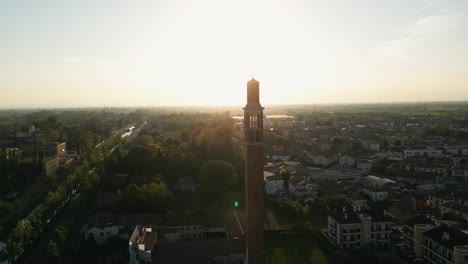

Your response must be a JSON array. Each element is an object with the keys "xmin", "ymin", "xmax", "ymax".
[
  {"xmin": 363, "ymin": 175, "xmax": 395, "ymax": 189},
  {"xmin": 403, "ymin": 148, "xmax": 443, "ymax": 159},
  {"xmin": 265, "ymin": 175, "xmax": 284, "ymax": 194},
  {"xmin": 84, "ymin": 214, "xmax": 121, "ymax": 244},
  {"xmin": 363, "ymin": 141, "xmax": 380, "ymax": 152},
  {"xmin": 439, "ymin": 202, "xmax": 468, "ymax": 222},
  {"xmin": 363, "ymin": 188, "xmax": 388, "ymax": 201},
  {"xmin": 411, "ymin": 194, "xmax": 428, "ymax": 210},
  {"xmin": 452, "ymin": 165, "xmax": 468, "ymax": 182},
  {"xmin": 394, "ymin": 170, "xmax": 440, "ymax": 184},
  {"xmin": 47, "ymin": 142, "xmax": 66, "ymax": 156},
  {"xmin": 328, "ymin": 209, "xmax": 394, "ymax": 249},
  {"xmin": 402, "ymin": 214, "xmax": 435, "ymax": 255},
  {"xmin": 174, "ymin": 176, "xmax": 199, "ymax": 193},
  {"xmin": 339, "ymin": 155, "xmax": 355, "ymax": 167},
  {"xmin": 414, "ymin": 163, "xmax": 450, "ymax": 178},
  {"xmin": 312, "ymin": 155, "xmax": 336, "ymax": 166},
  {"xmin": 423, "ymin": 225, "xmax": 468, "ymax": 264},
  {"xmin": 357, "ymin": 159, "xmax": 373, "ymax": 174},
  {"xmin": 429, "ymin": 193, "xmax": 456, "ymax": 211},
  {"xmin": 288, "ymin": 176, "xmax": 306, "ymax": 194},
  {"xmin": 163, "ymin": 220, "xmax": 205, "ymax": 241},
  {"xmin": 129, "ymin": 225, "xmax": 158, "ymax": 264},
  {"xmin": 346, "ymin": 193, "xmax": 367, "ymax": 209},
  {"xmin": 83, "ymin": 213, "xmax": 164, "ymax": 244}
]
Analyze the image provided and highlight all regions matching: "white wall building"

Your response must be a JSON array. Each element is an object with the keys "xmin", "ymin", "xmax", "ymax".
[
  {"xmin": 404, "ymin": 148, "xmax": 443, "ymax": 159},
  {"xmin": 265, "ymin": 175, "xmax": 284, "ymax": 194},
  {"xmin": 129, "ymin": 226, "xmax": 158, "ymax": 264},
  {"xmin": 85, "ymin": 225, "xmax": 120, "ymax": 244}
]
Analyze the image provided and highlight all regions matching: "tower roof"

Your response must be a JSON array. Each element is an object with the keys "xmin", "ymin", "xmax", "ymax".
[{"xmin": 248, "ymin": 77, "xmax": 259, "ymax": 84}]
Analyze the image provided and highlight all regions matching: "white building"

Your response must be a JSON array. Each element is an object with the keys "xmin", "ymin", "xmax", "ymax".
[
  {"xmin": 363, "ymin": 188, "xmax": 389, "ymax": 201},
  {"xmin": 328, "ymin": 209, "xmax": 394, "ymax": 249},
  {"xmin": 403, "ymin": 148, "xmax": 443, "ymax": 159},
  {"xmin": 85, "ymin": 224, "xmax": 120, "ymax": 244},
  {"xmin": 129, "ymin": 225, "xmax": 158, "ymax": 264},
  {"xmin": 288, "ymin": 176, "xmax": 306, "ymax": 194},
  {"xmin": 452, "ymin": 165, "xmax": 468, "ymax": 182},
  {"xmin": 265, "ymin": 175, "xmax": 284, "ymax": 194}
]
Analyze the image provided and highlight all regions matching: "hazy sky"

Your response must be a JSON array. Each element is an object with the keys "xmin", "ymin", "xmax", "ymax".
[{"xmin": 1, "ymin": 0, "xmax": 467, "ymax": 107}]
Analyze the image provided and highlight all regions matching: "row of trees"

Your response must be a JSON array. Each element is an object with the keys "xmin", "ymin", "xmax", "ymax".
[{"xmin": 0, "ymin": 145, "xmax": 107, "ymax": 263}]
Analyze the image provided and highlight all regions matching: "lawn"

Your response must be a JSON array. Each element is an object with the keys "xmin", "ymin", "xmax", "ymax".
[
  {"xmin": 265, "ymin": 236, "xmax": 332, "ymax": 264},
  {"xmin": 265, "ymin": 201, "xmax": 327, "ymax": 230}
]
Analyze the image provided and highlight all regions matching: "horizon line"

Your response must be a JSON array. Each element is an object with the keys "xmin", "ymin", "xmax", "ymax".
[{"xmin": 1, "ymin": 99, "xmax": 468, "ymax": 110}]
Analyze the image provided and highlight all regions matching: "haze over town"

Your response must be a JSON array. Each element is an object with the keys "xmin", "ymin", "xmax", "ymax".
[{"xmin": 1, "ymin": 0, "xmax": 468, "ymax": 108}]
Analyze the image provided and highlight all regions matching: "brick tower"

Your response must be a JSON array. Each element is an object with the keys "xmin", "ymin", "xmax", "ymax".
[{"xmin": 243, "ymin": 78, "xmax": 264, "ymax": 263}]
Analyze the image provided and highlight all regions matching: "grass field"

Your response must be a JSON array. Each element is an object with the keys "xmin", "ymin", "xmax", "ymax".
[
  {"xmin": 265, "ymin": 236, "xmax": 332, "ymax": 264},
  {"xmin": 265, "ymin": 202, "xmax": 327, "ymax": 230}
]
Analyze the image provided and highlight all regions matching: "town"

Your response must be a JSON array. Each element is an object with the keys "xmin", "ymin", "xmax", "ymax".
[{"xmin": 1, "ymin": 102, "xmax": 468, "ymax": 263}]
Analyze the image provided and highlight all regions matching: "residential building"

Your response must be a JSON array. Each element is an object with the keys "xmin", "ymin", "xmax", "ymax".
[
  {"xmin": 85, "ymin": 223, "xmax": 120, "ymax": 245},
  {"xmin": 423, "ymin": 225, "xmax": 468, "ymax": 264},
  {"xmin": 452, "ymin": 165, "xmax": 468, "ymax": 182},
  {"xmin": 265, "ymin": 175, "xmax": 284, "ymax": 194},
  {"xmin": 403, "ymin": 214, "xmax": 435, "ymax": 255},
  {"xmin": 129, "ymin": 225, "xmax": 158, "ymax": 264},
  {"xmin": 312, "ymin": 155, "xmax": 336, "ymax": 166},
  {"xmin": 414, "ymin": 163, "xmax": 450, "ymax": 178},
  {"xmin": 47, "ymin": 142, "xmax": 66, "ymax": 156},
  {"xmin": 339, "ymin": 155, "xmax": 355, "ymax": 167},
  {"xmin": 357, "ymin": 159, "xmax": 373, "ymax": 174},
  {"xmin": 404, "ymin": 148, "xmax": 443, "ymax": 159},
  {"xmin": 363, "ymin": 188, "xmax": 388, "ymax": 201},
  {"xmin": 328, "ymin": 209, "xmax": 394, "ymax": 249},
  {"xmin": 288, "ymin": 176, "xmax": 305, "ymax": 194},
  {"xmin": 346, "ymin": 193, "xmax": 367, "ymax": 209},
  {"xmin": 439, "ymin": 202, "xmax": 468, "ymax": 222},
  {"xmin": 364, "ymin": 175, "xmax": 395, "ymax": 189}
]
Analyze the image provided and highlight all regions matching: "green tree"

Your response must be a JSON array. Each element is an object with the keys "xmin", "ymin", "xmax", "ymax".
[
  {"xmin": 47, "ymin": 240, "xmax": 60, "ymax": 262},
  {"xmin": 413, "ymin": 258, "xmax": 425, "ymax": 264},
  {"xmin": 199, "ymin": 160, "xmax": 237, "ymax": 197},
  {"xmin": 133, "ymin": 135, "xmax": 154, "ymax": 146},
  {"xmin": 279, "ymin": 168, "xmax": 290, "ymax": 181}
]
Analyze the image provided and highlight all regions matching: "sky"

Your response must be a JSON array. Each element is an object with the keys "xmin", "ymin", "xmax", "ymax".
[{"xmin": 0, "ymin": 0, "xmax": 467, "ymax": 108}]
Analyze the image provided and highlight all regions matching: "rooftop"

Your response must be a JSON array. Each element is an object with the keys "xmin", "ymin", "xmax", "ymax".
[{"xmin": 424, "ymin": 225, "xmax": 468, "ymax": 249}]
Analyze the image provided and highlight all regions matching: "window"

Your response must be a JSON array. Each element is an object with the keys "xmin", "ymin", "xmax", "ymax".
[{"xmin": 250, "ymin": 114, "xmax": 258, "ymax": 128}]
